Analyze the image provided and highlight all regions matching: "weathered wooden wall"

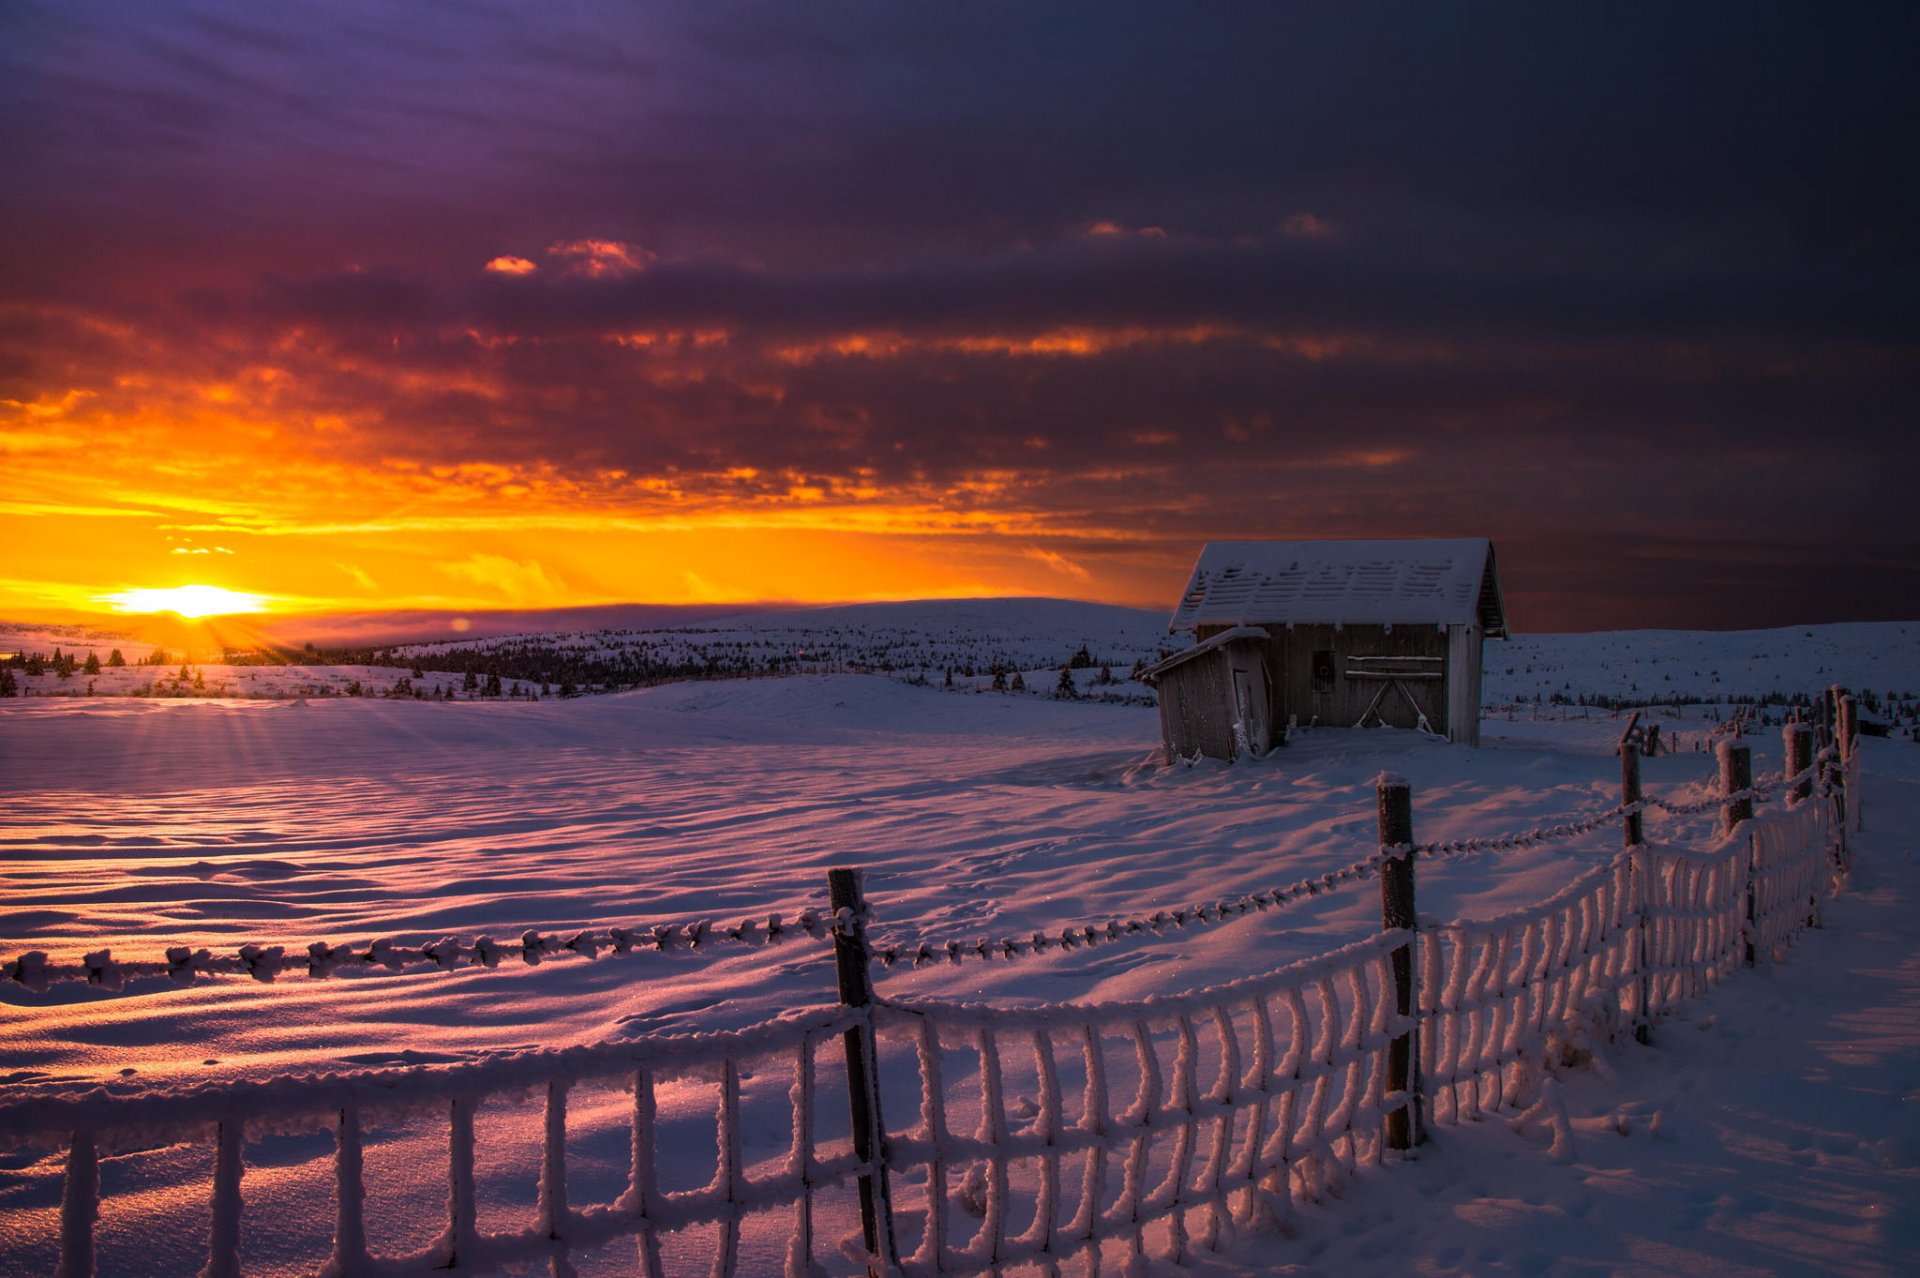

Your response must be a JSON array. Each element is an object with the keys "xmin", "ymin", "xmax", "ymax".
[
  {"xmin": 1196, "ymin": 622, "xmax": 1455, "ymax": 738},
  {"xmin": 1446, "ymin": 624, "xmax": 1485, "ymax": 747},
  {"xmin": 1155, "ymin": 650, "xmax": 1237, "ymax": 761}
]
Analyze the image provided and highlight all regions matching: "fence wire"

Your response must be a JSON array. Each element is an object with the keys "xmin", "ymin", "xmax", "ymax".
[{"xmin": 2, "ymin": 902, "xmax": 842, "ymax": 993}]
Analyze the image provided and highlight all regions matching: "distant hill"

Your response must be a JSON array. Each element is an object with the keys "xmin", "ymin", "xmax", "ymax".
[{"xmin": 6, "ymin": 602, "xmax": 1915, "ymax": 725}]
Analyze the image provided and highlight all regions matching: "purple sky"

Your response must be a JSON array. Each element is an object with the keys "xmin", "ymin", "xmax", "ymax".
[{"xmin": 3, "ymin": 2, "xmax": 1916, "ymax": 630}]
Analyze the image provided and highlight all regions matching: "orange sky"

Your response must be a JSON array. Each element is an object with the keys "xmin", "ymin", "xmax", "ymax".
[{"xmin": 1, "ymin": 357, "xmax": 1196, "ymax": 625}]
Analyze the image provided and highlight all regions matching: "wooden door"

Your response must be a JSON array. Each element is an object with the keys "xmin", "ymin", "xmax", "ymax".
[
  {"xmin": 1346, "ymin": 654, "xmax": 1445, "ymax": 735},
  {"xmin": 1230, "ymin": 659, "xmax": 1271, "ymax": 756}
]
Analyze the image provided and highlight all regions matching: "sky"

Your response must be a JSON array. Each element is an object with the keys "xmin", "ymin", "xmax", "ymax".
[{"xmin": 2, "ymin": 2, "xmax": 1915, "ymax": 634}]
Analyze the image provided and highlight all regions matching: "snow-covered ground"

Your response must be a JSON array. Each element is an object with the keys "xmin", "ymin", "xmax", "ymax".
[{"xmin": 0, "ymin": 609, "xmax": 1915, "ymax": 1275}]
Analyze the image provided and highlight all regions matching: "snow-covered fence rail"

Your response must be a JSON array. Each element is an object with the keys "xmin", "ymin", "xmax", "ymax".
[
  {"xmin": 1414, "ymin": 704, "xmax": 1856, "ymax": 1146},
  {"xmin": 1, "ymin": 694, "xmax": 1867, "ymax": 1277},
  {"xmin": 1418, "ymin": 797, "xmax": 1830, "ymax": 1132},
  {"xmin": 867, "ymin": 929, "xmax": 1414, "ymax": 1274},
  {"xmin": 0, "ymin": 1009, "xmax": 877, "ymax": 1278}
]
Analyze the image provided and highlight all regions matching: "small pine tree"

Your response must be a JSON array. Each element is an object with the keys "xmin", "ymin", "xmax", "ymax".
[
  {"xmin": 1095, "ymin": 663, "xmax": 1113, "ymax": 685},
  {"xmin": 1055, "ymin": 666, "xmax": 1077, "ymax": 699},
  {"xmin": 84, "ymin": 652, "xmax": 102, "ymax": 676},
  {"xmin": 0, "ymin": 668, "xmax": 15, "ymax": 697},
  {"xmin": 1010, "ymin": 670, "xmax": 1026, "ymax": 691},
  {"xmin": 107, "ymin": 649, "xmax": 126, "ymax": 668},
  {"xmin": 991, "ymin": 669, "xmax": 1007, "ymax": 691}
]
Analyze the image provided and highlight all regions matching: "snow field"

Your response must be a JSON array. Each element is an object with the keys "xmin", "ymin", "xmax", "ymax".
[{"xmin": 1, "ymin": 615, "xmax": 1915, "ymax": 1275}]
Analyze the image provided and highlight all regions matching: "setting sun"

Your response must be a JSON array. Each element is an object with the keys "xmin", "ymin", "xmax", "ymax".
[{"xmin": 100, "ymin": 584, "xmax": 271, "ymax": 618}]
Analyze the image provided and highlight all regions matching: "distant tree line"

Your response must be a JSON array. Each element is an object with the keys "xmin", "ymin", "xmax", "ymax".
[{"xmin": 216, "ymin": 635, "xmax": 1149, "ymax": 700}]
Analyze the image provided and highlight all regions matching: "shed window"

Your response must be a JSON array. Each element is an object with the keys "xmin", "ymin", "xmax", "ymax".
[{"xmin": 1311, "ymin": 649, "xmax": 1336, "ymax": 692}]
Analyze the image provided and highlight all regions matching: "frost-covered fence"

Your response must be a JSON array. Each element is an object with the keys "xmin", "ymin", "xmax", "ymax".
[
  {"xmin": 0, "ymin": 697, "xmax": 1866, "ymax": 1278},
  {"xmin": 2, "ymin": 1010, "xmax": 881, "ymax": 1278},
  {"xmin": 844, "ymin": 710, "xmax": 1857, "ymax": 1274},
  {"xmin": 866, "ymin": 930, "xmax": 1413, "ymax": 1274},
  {"xmin": 1416, "ymin": 800, "xmax": 1828, "ymax": 1129},
  {"xmin": 1416, "ymin": 720, "xmax": 1847, "ymax": 1139}
]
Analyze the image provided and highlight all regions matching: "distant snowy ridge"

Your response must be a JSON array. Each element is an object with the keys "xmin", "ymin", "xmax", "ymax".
[{"xmin": 4, "ymin": 609, "xmax": 1916, "ymax": 727}]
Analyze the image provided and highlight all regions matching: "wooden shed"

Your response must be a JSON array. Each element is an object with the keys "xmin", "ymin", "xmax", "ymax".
[{"xmin": 1142, "ymin": 538, "xmax": 1507, "ymax": 760}]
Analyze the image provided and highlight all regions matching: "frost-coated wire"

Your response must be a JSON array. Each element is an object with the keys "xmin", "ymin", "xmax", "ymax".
[
  {"xmin": 1, "ymin": 900, "xmax": 843, "ymax": 993},
  {"xmin": 868, "ymin": 853, "xmax": 1386, "ymax": 971},
  {"xmin": 1418, "ymin": 761, "xmax": 1820, "ymax": 855},
  {"xmin": 863, "ymin": 759, "xmax": 1825, "ymax": 979}
]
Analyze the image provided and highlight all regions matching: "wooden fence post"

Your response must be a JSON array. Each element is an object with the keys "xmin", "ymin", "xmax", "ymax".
[
  {"xmin": 1621, "ymin": 741, "xmax": 1652, "ymax": 1043},
  {"xmin": 54, "ymin": 1130, "xmax": 97, "ymax": 1278},
  {"xmin": 1719, "ymin": 743, "xmax": 1756, "ymax": 967},
  {"xmin": 1376, "ymin": 775, "xmax": 1424, "ymax": 1150},
  {"xmin": 1838, "ymin": 693, "xmax": 1861, "ymax": 833},
  {"xmin": 827, "ymin": 868, "xmax": 898, "ymax": 1272},
  {"xmin": 1826, "ymin": 741, "xmax": 1851, "ymax": 873},
  {"xmin": 1784, "ymin": 723, "xmax": 1814, "ymax": 806},
  {"xmin": 1784, "ymin": 722, "xmax": 1822, "ymax": 928},
  {"xmin": 1718, "ymin": 742, "xmax": 1753, "ymax": 836}
]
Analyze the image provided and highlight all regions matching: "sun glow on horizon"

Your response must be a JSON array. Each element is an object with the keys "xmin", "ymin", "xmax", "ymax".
[{"xmin": 101, "ymin": 584, "xmax": 272, "ymax": 619}]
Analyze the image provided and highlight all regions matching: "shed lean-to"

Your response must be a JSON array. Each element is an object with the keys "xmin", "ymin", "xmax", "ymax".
[{"xmin": 1143, "ymin": 539, "xmax": 1506, "ymax": 761}]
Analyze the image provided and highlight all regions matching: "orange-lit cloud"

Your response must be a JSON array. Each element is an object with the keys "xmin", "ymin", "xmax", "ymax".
[
  {"xmin": 1279, "ymin": 212, "xmax": 1336, "ymax": 239},
  {"xmin": 442, "ymin": 553, "xmax": 567, "ymax": 605},
  {"xmin": 1024, "ymin": 547, "xmax": 1092, "ymax": 580},
  {"xmin": 547, "ymin": 239, "xmax": 656, "ymax": 277},
  {"xmin": 485, "ymin": 256, "xmax": 539, "ymax": 275}
]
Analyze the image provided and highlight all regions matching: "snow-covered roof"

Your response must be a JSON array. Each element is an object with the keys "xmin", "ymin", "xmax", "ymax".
[
  {"xmin": 1138, "ymin": 625, "xmax": 1269, "ymax": 682},
  {"xmin": 1170, "ymin": 538, "xmax": 1506, "ymax": 636}
]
